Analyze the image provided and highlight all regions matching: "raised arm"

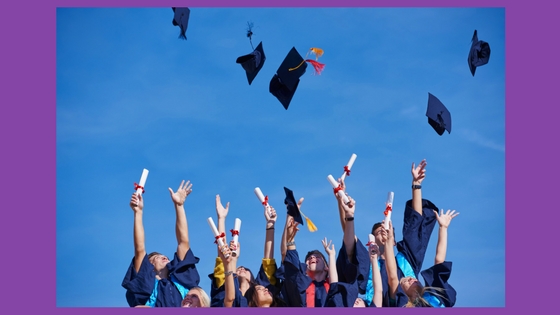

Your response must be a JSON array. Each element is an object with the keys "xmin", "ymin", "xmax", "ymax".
[
  {"xmin": 434, "ymin": 209, "xmax": 459, "ymax": 265},
  {"xmin": 368, "ymin": 242, "xmax": 383, "ymax": 307},
  {"xmin": 340, "ymin": 195, "xmax": 356, "ymax": 260},
  {"xmin": 219, "ymin": 242, "xmax": 236, "ymax": 307},
  {"xmin": 215, "ymin": 194, "xmax": 230, "ymax": 256},
  {"xmin": 130, "ymin": 193, "xmax": 146, "ymax": 273},
  {"xmin": 411, "ymin": 159, "xmax": 427, "ymax": 215},
  {"xmin": 264, "ymin": 206, "xmax": 277, "ymax": 259},
  {"xmin": 322, "ymin": 238, "xmax": 338, "ymax": 283},
  {"xmin": 168, "ymin": 180, "xmax": 193, "ymax": 260},
  {"xmin": 336, "ymin": 178, "xmax": 347, "ymax": 233},
  {"xmin": 281, "ymin": 198, "xmax": 303, "ymax": 262},
  {"xmin": 383, "ymin": 220, "xmax": 399, "ymax": 300}
]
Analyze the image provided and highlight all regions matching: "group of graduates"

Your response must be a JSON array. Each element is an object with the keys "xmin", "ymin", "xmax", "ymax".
[{"xmin": 122, "ymin": 159, "xmax": 459, "ymax": 308}]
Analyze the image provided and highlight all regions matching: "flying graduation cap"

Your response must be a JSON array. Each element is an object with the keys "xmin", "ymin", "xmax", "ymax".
[
  {"xmin": 467, "ymin": 30, "xmax": 491, "ymax": 76},
  {"xmin": 426, "ymin": 93, "xmax": 452, "ymax": 136},
  {"xmin": 172, "ymin": 7, "xmax": 190, "ymax": 40},
  {"xmin": 269, "ymin": 47, "xmax": 325, "ymax": 110},
  {"xmin": 236, "ymin": 22, "xmax": 266, "ymax": 85},
  {"xmin": 284, "ymin": 187, "xmax": 317, "ymax": 232}
]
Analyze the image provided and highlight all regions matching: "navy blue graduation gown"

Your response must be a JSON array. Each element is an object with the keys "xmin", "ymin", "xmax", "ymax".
[
  {"xmin": 324, "ymin": 282, "xmax": 360, "ymax": 307},
  {"xmin": 121, "ymin": 249, "xmax": 200, "ymax": 307},
  {"xmin": 208, "ymin": 271, "xmax": 247, "ymax": 307},
  {"xmin": 283, "ymin": 249, "xmax": 329, "ymax": 307},
  {"xmin": 335, "ymin": 237, "xmax": 370, "ymax": 295},
  {"xmin": 419, "ymin": 261, "xmax": 456, "ymax": 307}
]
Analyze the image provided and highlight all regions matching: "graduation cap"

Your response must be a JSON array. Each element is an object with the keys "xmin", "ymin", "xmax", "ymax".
[
  {"xmin": 269, "ymin": 47, "xmax": 307, "ymax": 110},
  {"xmin": 172, "ymin": 7, "xmax": 190, "ymax": 40},
  {"xmin": 426, "ymin": 93, "xmax": 452, "ymax": 135},
  {"xmin": 236, "ymin": 23, "xmax": 266, "ymax": 85},
  {"xmin": 467, "ymin": 30, "xmax": 491, "ymax": 76},
  {"xmin": 283, "ymin": 187, "xmax": 317, "ymax": 232}
]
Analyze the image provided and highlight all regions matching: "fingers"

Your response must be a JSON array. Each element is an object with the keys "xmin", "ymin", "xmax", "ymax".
[
  {"xmin": 225, "ymin": 202, "xmax": 230, "ymax": 211},
  {"xmin": 297, "ymin": 197, "xmax": 304, "ymax": 207},
  {"xmin": 178, "ymin": 180, "xmax": 185, "ymax": 191},
  {"xmin": 215, "ymin": 194, "xmax": 221, "ymax": 206}
]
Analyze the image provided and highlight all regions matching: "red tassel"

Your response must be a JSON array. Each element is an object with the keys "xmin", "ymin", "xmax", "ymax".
[{"xmin": 306, "ymin": 59, "xmax": 325, "ymax": 75}]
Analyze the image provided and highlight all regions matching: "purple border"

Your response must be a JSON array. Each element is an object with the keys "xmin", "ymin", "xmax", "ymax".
[{"xmin": 4, "ymin": 0, "xmax": 549, "ymax": 313}]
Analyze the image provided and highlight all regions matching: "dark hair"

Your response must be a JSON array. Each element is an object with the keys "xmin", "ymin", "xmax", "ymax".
[
  {"xmin": 245, "ymin": 282, "xmax": 287, "ymax": 307},
  {"xmin": 148, "ymin": 252, "xmax": 163, "ymax": 261},
  {"xmin": 371, "ymin": 222, "xmax": 396, "ymax": 240},
  {"xmin": 305, "ymin": 250, "xmax": 328, "ymax": 267},
  {"xmin": 237, "ymin": 266, "xmax": 255, "ymax": 282}
]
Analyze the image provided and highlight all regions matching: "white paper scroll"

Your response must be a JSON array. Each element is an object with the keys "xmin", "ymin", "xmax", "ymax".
[
  {"xmin": 207, "ymin": 217, "xmax": 230, "ymax": 258},
  {"xmin": 368, "ymin": 234, "xmax": 375, "ymax": 246},
  {"xmin": 327, "ymin": 174, "xmax": 350, "ymax": 204},
  {"xmin": 383, "ymin": 192, "xmax": 394, "ymax": 229},
  {"xmin": 231, "ymin": 218, "xmax": 241, "ymax": 257},
  {"xmin": 254, "ymin": 187, "xmax": 272, "ymax": 217},
  {"xmin": 340, "ymin": 153, "xmax": 357, "ymax": 181},
  {"xmin": 135, "ymin": 168, "xmax": 149, "ymax": 195}
]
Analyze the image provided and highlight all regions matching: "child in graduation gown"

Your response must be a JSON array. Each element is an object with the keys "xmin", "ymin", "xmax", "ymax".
[{"xmin": 121, "ymin": 180, "xmax": 201, "ymax": 307}]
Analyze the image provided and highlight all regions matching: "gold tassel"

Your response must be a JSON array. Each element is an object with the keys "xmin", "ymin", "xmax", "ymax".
[
  {"xmin": 299, "ymin": 209, "xmax": 318, "ymax": 232},
  {"xmin": 288, "ymin": 59, "xmax": 306, "ymax": 72},
  {"xmin": 309, "ymin": 47, "xmax": 324, "ymax": 60}
]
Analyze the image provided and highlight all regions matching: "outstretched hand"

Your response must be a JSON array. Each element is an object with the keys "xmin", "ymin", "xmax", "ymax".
[
  {"xmin": 130, "ymin": 193, "xmax": 143, "ymax": 212},
  {"xmin": 322, "ymin": 237, "xmax": 335, "ymax": 257},
  {"xmin": 434, "ymin": 209, "xmax": 460, "ymax": 228},
  {"xmin": 168, "ymin": 180, "xmax": 193, "ymax": 206},
  {"xmin": 215, "ymin": 194, "xmax": 230, "ymax": 219},
  {"xmin": 411, "ymin": 159, "xmax": 427, "ymax": 183},
  {"xmin": 286, "ymin": 216, "xmax": 300, "ymax": 242},
  {"xmin": 265, "ymin": 205, "xmax": 277, "ymax": 225}
]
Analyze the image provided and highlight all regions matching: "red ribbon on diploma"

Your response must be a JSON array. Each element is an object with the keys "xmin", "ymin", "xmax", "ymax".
[
  {"xmin": 262, "ymin": 196, "xmax": 269, "ymax": 206},
  {"xmin": 134, "ymin": 183, "xmax": 145, "ymax": 194},
  {"xmin": 344, "ymin": 165, "xmax": 351, "ymax": 176},
  {"xmin": 214, "ymin": 232, "xmax": 225, "ymax": 244},
  {"xmin": 384, "ymin": 205, "xmax": 392, "ymax": 216},
  {"xmin": 230, "ymin": 229, "xmax": 239, "ymax": 236}
]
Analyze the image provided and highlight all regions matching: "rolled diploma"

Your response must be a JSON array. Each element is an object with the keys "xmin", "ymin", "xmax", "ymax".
[
  {"xmin": 207, "ymin": 217, "xmax": 229, "ymax": 258},
  {"xmin": 136, "ymin": 168, "xmax": 149, "ymax": 195},
  {"xmin": 368, "ymin": 233, "xmax": 375, "ymax": 246},
  {"xmin": 231, "ymin": 218, "xmax": 241, "ymax": 257},
  {"xmin": 254, "ymin": 187, "xmax": 272, "ymax": 216},
  {"xmin": 327, "ymin": 175, "xmax": 349, "ymax": 204},
  {"xmin": 383, "ymin": 192, "xmax": 394, "ymax": 229},
  {"xmin": 340, "ymin": 154, "xmax": 357, "ymax": 181}
]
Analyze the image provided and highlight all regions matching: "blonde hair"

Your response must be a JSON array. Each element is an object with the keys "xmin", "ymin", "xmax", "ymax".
[
  {"xmin": 187, "ymin": 286, "xmax": 211, "ymax": 307},
  {"xmin": 400, "ymin": 277, "xmax": 447, "ymax": 308}
]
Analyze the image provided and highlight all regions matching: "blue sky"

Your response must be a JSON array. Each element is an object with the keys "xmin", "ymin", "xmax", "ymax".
[{"xmin": 55, "ymin": 7, "xmax": 505, "ymax": 307}]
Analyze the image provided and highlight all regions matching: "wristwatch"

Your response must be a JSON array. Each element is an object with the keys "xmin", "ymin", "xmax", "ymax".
[{"xmin": 412, "ymin": 185, "xmax": 422, "ymax": 190}]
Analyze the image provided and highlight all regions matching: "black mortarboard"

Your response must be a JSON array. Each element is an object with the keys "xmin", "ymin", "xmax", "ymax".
[
  {"xmin": 269, "ymin": 47, "xmax": 308, "ymax": 110},
  {"xmin": 172, "ymin": 7, "xmax": 190, "ymax": 40},
  {"xmin": 283, "ymin": 187, "xmax": 303, "ymax": 225},
  {"xmin": 467, "ymin": 30, "xmax": 491, "ymax": 76},
  {"xmin": 236, "ymin": 41, "xmax": 266, "ymax": 85},
  {"xmin": 426, "ymin": 93, "xmax": 452, "ymax": 135}
]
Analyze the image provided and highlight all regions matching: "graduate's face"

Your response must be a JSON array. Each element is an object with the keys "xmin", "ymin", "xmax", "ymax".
[
  {"xmin": 149, "ymin": 254, "xmax": 169, "ymax": 271},
  {"xmin": 306, "ymin": 254, "xmax": 326, "ymax": 272},
  {"xmin": 373, "ymin": 227, "xmax": 387, "ymax": 246},
  {"xmin": 237, "ymin": 266, "xmax": 251, "ymax": 282},
  {"xmin": 182, "ymin": 289, "xmax": 202, "ymax": 307},
  {"xmin": 353, "ymin": 298, "xmax": 366, "ymax": 307},
  {"xmin": 400, "ymin": 276, "xmax": 422, "ymax": 297},
  {"xmin": 255, "ymin": 285, "xmax": 273, "ymax": 305}
]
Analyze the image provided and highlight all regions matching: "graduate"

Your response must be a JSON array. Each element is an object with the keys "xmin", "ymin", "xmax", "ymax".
[
  {"xmin": 121, "ymin": 180, "xmax": 201, "ymax": 307},
  {"xmin": 394, "ymin": 207, "xmax": 459, "ymax": 307},
  {"xmin": 208, "ymin": 195, "xmax": 248, "ymax": 307}
]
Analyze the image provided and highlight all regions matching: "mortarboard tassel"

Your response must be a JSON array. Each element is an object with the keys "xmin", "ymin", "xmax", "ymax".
[
  {"xmin": 299, "ymin": 209, "xmax": 318, "ymax": 232},
  {"xmin": 306, "ymin": 59, "xmax": 325, "ymax": 75},
  {"xmin": 246, "ymin": 21, "xmax": 254, "ymax": 50}
]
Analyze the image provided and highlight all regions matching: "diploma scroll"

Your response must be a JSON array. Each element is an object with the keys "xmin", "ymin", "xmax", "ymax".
[
  {"xmin": 340, "ymin": 154, "xmax": 357, "ymax": 181},
  {"xmin": 230, "ymin": 218, "xmax": 241, "ymax": 257},
  {"xmin": 254, "ymin": 187, "xmax": 272, "ymax": 217},
  {"xmin": 383, "ymin": 192, "xmax": 394, "ymax": 230},
  {"xmin": 135, "ymin": 168, "xmax": 149, "ymax": 195},
  {"xmin": 207, "ymin": 217, "xmax": 230, "ymax": 258},
  {"xmin": 327, "ymin": 174, "xmax": 350, "ymax": 204}
]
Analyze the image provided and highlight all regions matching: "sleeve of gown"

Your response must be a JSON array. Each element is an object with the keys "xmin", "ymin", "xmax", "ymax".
[
  {"xmin": 324, "ymin": 282, "xmax": 359, "ymax": 307},
  {"xmin": 396, "ymin": 199, "xmax": 438, "ymax": 277},
  {"xmin": 121, "ymin": 254, "xmax": 156, "ymax": 307},
  {"xmin": 282, "ymin": 249, "xmax": 312, "ymax": 307},
  {"xmin": 166, "ymin": 249, "xmax": 200, "ymax": 289},
  {"xmin": 420, "ymin": 261, "xmax": 457, "ymax": 307},
  {"xmin": 335, "ymin": 238, "xmax": 370, "ymax": 294}
]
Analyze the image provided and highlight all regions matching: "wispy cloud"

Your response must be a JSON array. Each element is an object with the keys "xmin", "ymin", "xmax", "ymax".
[{"xmin": 460, "ymin": 128, "xmax": 505, "ymax": 152}]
